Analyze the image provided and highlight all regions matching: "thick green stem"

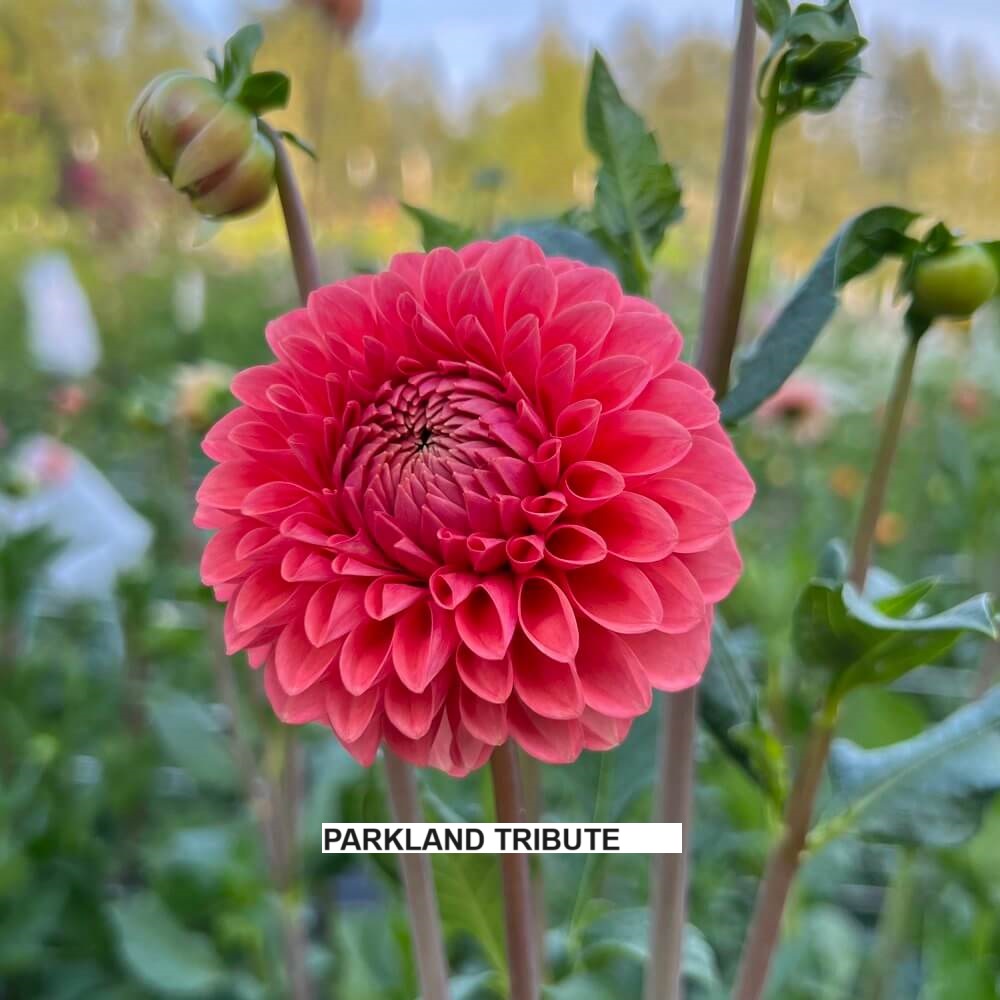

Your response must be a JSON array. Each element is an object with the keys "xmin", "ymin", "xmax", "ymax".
[
  {"xmin": 732, "ymin": 704, "xmax": 838, "ymax": 1000},
  {"xmin": 706, "ymin": 64, "xmax": 781, "ymax": 396},
  {"xmin": 848, "ymin": 335, "xmax": 921, "ymax": 587},
  {"xmin": 646, "ymin": 4, "xmax": 758, "ymax": 999},
  {"xmin": 383, "ymin": 751, "xmax": 452, "ymax": 1000},
  {"xmin": 492, "ymin": 742, "xmax": 541, "ymax": 1000}
]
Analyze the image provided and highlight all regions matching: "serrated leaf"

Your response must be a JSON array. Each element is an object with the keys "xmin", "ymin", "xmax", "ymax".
[
  {"xmin": 824, "ymin": 686, "xmax": 1000, "ymax": 846},
  {"xmin": 222, "ymin": 23, "xmax": 263, "ymax": 97},
  {"xmin": 401, "ymin": 203, "xmax": 476, "ymax": 251},
  {"xmin": 721, "ymin": 205, "xmax": 919, "ymax": 423},
  {"xmin": 584, "ymin": 52, "xmax": 682, "ymax": 293},
  {"xmin": 237, "ymin": 71, "xmax": 290, "ymax": 114},
  {"xmin": 145, "ymin": 687, "xmax": 237, "ymax": 792},
  {"xmin": 107, "ymin": 893, "xmax": 226, "ymax": 996}
]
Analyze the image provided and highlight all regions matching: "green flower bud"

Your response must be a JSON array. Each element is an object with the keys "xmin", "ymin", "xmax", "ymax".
[
  {"xmin": 911, "ymin": 244, "xmax": 999, "ymax": 320},
  {"xmin": 131, "ymin": 71, "xmax": 275, "ymax": 219}
]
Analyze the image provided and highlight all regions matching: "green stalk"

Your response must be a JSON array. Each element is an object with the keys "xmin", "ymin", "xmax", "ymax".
[
  {"xmin": 706, "ymin": 64, "xmax": 782, "ymax": 396},
  {"xmin": 733, "ymin": 332, "xmax": 923, "ymax": 1000},
  {"xmin": 645, "ymin": 3, "xmax": 759, "ymax": 998}
]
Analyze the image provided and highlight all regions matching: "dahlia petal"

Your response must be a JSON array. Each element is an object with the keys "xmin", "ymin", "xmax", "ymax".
[
  {"xmin": 662, "ymin": 435, "xmax": 755, "ymax": 520},
  {"xmin": 506, "ymin": 535, "xmax": 545, "ymax": 573},
  {"xmin": 679, "ymin": 530, "xmax": 743, "ymax": 603},
  {"xmin": 556, "ymin": 266, "xmax": 622, "ymax": 311},
  {"xmin": 541, "ymin": 301, "xmax": 615, "ymax": 360},
  {"xmin": 384, "ymin": 672, "xmax": 449, "ymax": 740},
  {"xmin": 275, "ymin": 621, "xmax": 341, "ymax": 695},
  {"xmin": 201, "ymin": 527, "xmax": 248, "ymax": 585},
  {"xmin": 562, "ymin": 461, "xmax": 625, "ymax": 515},
  {"xmin": 507, "ymin": 700, "xmax": 584, "ymax": 764},
  {"xmin": 601, "ymin": 313, "xmax": 682, "ymax": 375},
  {"xmin": 281, "ymin": 546, "xmax": 334, "ymax": 583},
  {"xmin": 544, "ymin": 524, "xmax": 608, "ymax": 569},
  {"xmin": 264, "ymin": 662, "xmax": 327, "ymax": 724},
  {"xmin": 232, "ymin": 567, "xmax": 294, "ymax": 631},
  {"xmin": 555, "ymin": 399, "xmax": 602, "ymax": 465},
  {"xmin": 242, "ymin": 482, "xmax": 319, "ymax": 521},
  {"xmin": 591, "ymin": 410, "xmax": 692, "ymax": 477},
  {"xmin": 644, "ymin": 558, "xmax": 705, "ymax": 634},
  {"xmin": 573, "ymin": 355, "xmax": 653, "ymax": 414},
  {"xmin": 456, "ymin": 645, "xmax": 514, "ymax": 704},
  {"xmin": 454, "ymin": 578, "xmax": 517, "ymax": 660},
  {"xmin": 626, "ymin": 614, "xmax": 712, "ymax": 691},
  {"xmin": 575, "ymin": 620, "xmax": 652, "ymax": 718},
  {"xmin": 327, "ymin": 680, "xmax": 381, "ymax": 743},
  {"xmin": 517, "ymin": 575, "xmax": 579, "ymax": 662},
  {"xmin": 392, "ymin": 600, "xmax": 455, "ymax": 693},
  {"xmin": 429, "ymin": 568, "xmax": 478, "ymax": 610},
  {"xmin": 364, "ymin": 577, "xmax": 426, "ymax": 620},
  {"xmin": 341, "ymin": 713, "xmax": 383, "ymax": 767},
  {"xmin": 340, "ymin": 617, "xmax": 394, "ymax": 695},
  {"xmin": 529, "ymin": 438, "xmax": 561, "ymax": 489},
  {"xmin": 566, "ymin": 556, "xmax": 662, "ymax": 634},
  {"xmin": 202, "ymin": 407, "xmax": 252, "ymax": 462},
  {"xmin": 521, "ymin": 492, "xmax": 567, "ymax": 533},
  {"xmin": 537, "ymin": 344, "xmax": 577, "ymax": 422},
  {"xmin": 501, "ymin": 314, "xmax": 542, "ymax": 389},
  {"xmin": 421, "ymin": 247, "xmax": 464, "ymax": 329},
  {"xmin": 308, "ymin": 284, "xmax": 376, "ymax": 350},
  {"xmin": 504, "ymin": 263, "xmax": 558, "ymax": 327},
  {"xmin": 230, "ymin": 365, "xmax": 281, "ymax": 411},
  {"xmin": 478, "ymin": 237, "xmax": 545, "ymax": 324},
  {"xmin": 635, "ymin": 377, "xmax": 720, "ymax": 430},
  {"xmin": 583, "ymin": 491, "xmax": 679, "ymax": 563},
  {"xmin": 459, "ymin": 687, "xmax": 508, "ymax": 746},
  {"xmin": 447, "ymin": 269, "xmax": 496, "ymax": 344},
  {"xmin": 305, "ymin": 580, "xmax": 368, "ymax": 645},
  {"xmin": 580, "ymin": 708, "xmax": 633, "ymax": 751},
  {"xmin": 511, "ymin": 633, "xmax": 584, "ymax": 719},
  {"xmin": 641, "ymin": 478, "xmax": 730, "ymax": 554},
  {"xmin": 196, "ymin": 461, "xmax": 270, "ymax": 510},
  {"xmin": 388, "ymin": 250, "xmax": 425, "ymax": 289}
]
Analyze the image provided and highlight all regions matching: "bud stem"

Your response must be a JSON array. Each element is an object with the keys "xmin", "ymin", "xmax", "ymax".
[
  {"xmin": 848, "ymin": 333, "xmax": 921, "ymax": 587},
  {"xmin": 260, "ymin": 121, "xmax": 321, "ymax": 301}
]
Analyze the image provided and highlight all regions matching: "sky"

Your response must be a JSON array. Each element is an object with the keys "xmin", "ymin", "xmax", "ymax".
[{"xmin": 178, "ymin": 0, "xmax": 1000, "ymax": 107}]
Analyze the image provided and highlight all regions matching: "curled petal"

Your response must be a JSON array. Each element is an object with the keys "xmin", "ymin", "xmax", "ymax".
[
  {"xmin": 565, "ymin": 556, "xmax": 662, "ymax": 634},
  {"xmin": 454, "ymin": 577, "xmax": 517, "ymax": 660},
  {"xmin": 340, "ymin": 617, "xmax": 394, "ymax": 694},
  {"xmin": 507, "ymin": 699, "xmax": 584, "ymax": 764},
  {"xmin": 456, "ymin": 644, "xmax": 514, "ymax": 704},
  {"xmin": 517, "ymin": 575, "xmax": 579, "ymax": 662},
  {"xmin": 583, "ymin": 492, "xmax": 678, "ymax": 563}
]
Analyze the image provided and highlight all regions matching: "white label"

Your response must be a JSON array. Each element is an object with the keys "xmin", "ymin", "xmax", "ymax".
[{"xmin": 321, "ymin": 823, "xmax": 682, "ymax": 854}]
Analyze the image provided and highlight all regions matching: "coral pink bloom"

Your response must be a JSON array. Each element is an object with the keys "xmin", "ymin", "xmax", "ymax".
[
  {"xmin": 197, "ymin": 238, "xmax": 754, "ymax": 776},
  {"xmin": 753, "ymin": 376, "xmax": 832, "ymax": 444}
]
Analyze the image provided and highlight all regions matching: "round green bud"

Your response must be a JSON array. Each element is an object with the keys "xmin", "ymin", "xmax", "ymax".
[
  {"xmin": 132, "ymin": 71, "xmax": 275, "ymax": 220},
  {"xmin": 911, "ymin": 244, "xmax": 998, "ymax": 320}
]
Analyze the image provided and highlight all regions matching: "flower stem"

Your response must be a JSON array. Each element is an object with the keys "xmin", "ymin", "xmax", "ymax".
[
  {"xmin": 848, "ymin": 334, "xmax": 921, "ymax": 587},
  {"xmin": 732, "ymin": 703, "xmax": 837, "ymax": 1000},
  {"xmin": 491, "ymin": 741, "xmax": 541, "ymax": 1000},
  {"xmin": 261, "ymin": 120, "xmax": 321, "ymax": 302},
  {"xmin": 383, "ymin": 751, "xmax": 453, "ymax": 1000},
  {"xmin": 734, "ymin": 332, "xmax": 922, "ymax": 1000},
  {"xmin": 646, "ymin": 4, "xmax": 758, "ymax": 998},
  {"xmin": 707, "ymin": 57, "xmax": 782, "ymax": 397}
]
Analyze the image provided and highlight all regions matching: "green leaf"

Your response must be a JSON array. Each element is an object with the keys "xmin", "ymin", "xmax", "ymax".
[
  {"xmin": 578, "ymin": 908, "xmax": 721, "ymax": 992},
  {"xmin": 434, "ymin": 853, "xmax": 507, "ymax": 986},
  {"xmin": 107, "ymin": 893, "xmax": 226, "ymax": 996},
  {"xmin": 279, "ymin": 130, "xmax": 317, "ymax": 160},
  {"xmin": 754, "ymin": 0, "xmax": 791, "ymax": 35},
  {"xmin": 584, "ymin": 52, "xmax": 682, "ymax": 293},
  {"xmin": 221, "ymin": 23, "xmax": 263, "ymax": 97},
  {"xmin": 401, "ymin": 203, "xmax": 476, "ymax": 251},
  {"xmin": 824, "ymin": 686, "xmax": 1000, "ymax": 846},
  {"xmin": 144, "ymin": 687, "xmax": 238, "ymax": 793},
  {"xmin": 720, "ymin": 205, "xmax": 919, "ymax": 423},
  {"xmin": 237, "ymin": 71, "xmax": 290, "ymax": 114}
]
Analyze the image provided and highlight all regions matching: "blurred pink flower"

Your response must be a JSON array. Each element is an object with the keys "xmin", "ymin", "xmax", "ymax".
[
  {"xmin": 754, "ymin": 376, "xmax": 832, "ymax": 444},
  {"xmin": 305, "ymin": 0, "xmax": 364, "ymax": 36},
  {"xmin": 196, "ymin": 238, "xmax": 754, "ymax": 775}
]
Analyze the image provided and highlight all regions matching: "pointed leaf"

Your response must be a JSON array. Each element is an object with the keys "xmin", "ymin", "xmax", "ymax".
[
  {"xmin": 824, "ymin": 686, "xmax": 1000, "ymax": 846},
  {"xmin": 401, "ymin": 203, "xmax": 476, "ymax": 251},
  {"xmin": 222, "ymin": 23, "xmax": 263, "ymax": 97},
  {"xmin": 238, "ymin": 71, "xmax": 290, "ymax": 114}
]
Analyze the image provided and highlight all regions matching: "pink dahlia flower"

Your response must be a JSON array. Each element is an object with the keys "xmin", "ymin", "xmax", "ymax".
[
  {"xmin": 753, "ymin": 376, "xmax": 832, "ymax": 444},
  {"xmin": 196, "ymin": 238, "xmax": 754, "ymax": 776}
]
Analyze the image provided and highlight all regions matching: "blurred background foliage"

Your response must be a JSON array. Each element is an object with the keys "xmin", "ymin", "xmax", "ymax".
[{"xmin": 1, "ymin": 1, "xmax": 999, "ymax": 998}]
